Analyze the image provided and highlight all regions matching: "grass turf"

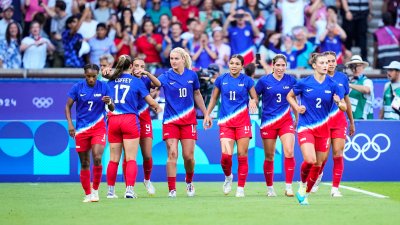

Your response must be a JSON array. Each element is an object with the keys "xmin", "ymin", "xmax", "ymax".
[{"xmin": 1, "ymin": 182, "xmax": 399, "ymax": 225}]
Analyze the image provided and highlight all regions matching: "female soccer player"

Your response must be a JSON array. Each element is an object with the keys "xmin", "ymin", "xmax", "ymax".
[
  {"xmin": 255, "ymin": 54, "xmax": 297, "ymax": 197},
  {"xmin": 158, "ymin": 47, "xmax": 209, "ymax": 198},
  {"xmin": 104, "ymin": 55, "xmax": 161, "ymax": 199},
  {"xmin": 203, "ymin": 54, "xmax": 258, "ymax": 197},
  {"xmin": 286, "ymin": 53, "xmax": 346, "ymax": 205},
  {"xmin": 121, "ymin": 58, "xmax": 161, "ymax": 195},
  {"xmin": 65, "ymin": 64, "xmax": 114, "ymax": 203},
  {"xmin": 311, "ymin": 51, "xmax": 355, "ymax": 196}
]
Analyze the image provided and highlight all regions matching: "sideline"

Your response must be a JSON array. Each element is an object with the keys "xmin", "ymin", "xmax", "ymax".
[{"xmin": 322, "ymin": 183, "xmax": 389, "ymax": 198}]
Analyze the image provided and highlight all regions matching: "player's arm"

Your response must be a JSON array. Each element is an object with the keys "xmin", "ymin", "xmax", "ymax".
[
  {"xmin": 144, "ymin": 95, "xmax": 162, "ymax": 113},
  {"xmin": 248, "ymin": 87, "xmax": 259, "ymax": 114},
  {"xmin": 344, "ymin": 95, "xmax": 355, "ymax": 135},
  {"xmin": 102, "ymin": 96, "xmax": 114, "ymax": 111},
  {"xmin": 194, "ymin": 89, "xmax": 208, "ymax": 118},
  {"xmin": 333, "ymin": 94, "xmax": 347, "ymax": 111},
  {"xmin": 203, "ymin": 87, "xmax": 221, "ymax": 129},
  {"xmin": 65, "ymin": 98, "xmax": 76, "ymax": 138},
  {"xmin": 143, "ymin": 71, "xmax": 161, "ymax": 87},
  {"xmin": 287, "ymin": 90, "xmax": 306, "ymax": 114}
]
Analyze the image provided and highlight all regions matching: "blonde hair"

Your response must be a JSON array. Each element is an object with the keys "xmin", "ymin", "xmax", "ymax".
[
  {"xmin": 171, "ymin": 47, "xmax": 192, "ymax": 69},
  {"xmin": 110, "ymin": 55, "xmax": 132, "ymax": 80}
]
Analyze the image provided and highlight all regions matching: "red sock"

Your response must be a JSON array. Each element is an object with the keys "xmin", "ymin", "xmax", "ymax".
[
  {"xmin": 284, "ymin": 157, "xmax": 295, "ymax": 184},
  {"xmin": 306, "ymin": 166, "xmax": 321, "ymax": 193},
  {"xmin": 237, "ymin": 156, "xmax": 248, "ymax": 187},
  {"xmin": 143, "ymin": 158, "xmax": 153, "ymax": 180},
  {"xmin": 92, "ymin": 165, "xmax": 102, "ymax": 190},
  {"xmin": 332, "ymin": 156, "xmax": 344, "ymax": 188},
  {"xmin": 186, "ymin": 172, "xmax": 194, "ymax": 183},
  {"xmin": 106, "ymin": 161, "xmax": 119, "ymax": 186},
  {"xmin": 80, "ymin": 169, "xmax": 91, "ymax": 195},
  {"xmin": 126, "ymin": 160, "xmax": 138, "ymax": 186},
  {"xmin": 300, "ymin": 162, "xmax": 313, "ymax": 183},
  {"xmin": 263, "ymin": 160, "xmax": 274, "ymax": 186},
  {"xmin": 122, "ymin": 160, "xmax": 127, "ymax": 186},
  {"xmin": 220, "ymin": 153, "xmax": 233, "ymax": 176},
  {"xmin": 319, "ymin": 160, "xmax": 327, "ymax": 175},
  {"xmin": 167, "ymin": 177, "xmax": 176, "ymax": 191}
]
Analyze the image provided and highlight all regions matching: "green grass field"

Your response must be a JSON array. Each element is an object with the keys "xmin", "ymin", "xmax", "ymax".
[{"xmin": 1, "ymin": 182, "xmax": 399, "ymax": 225}]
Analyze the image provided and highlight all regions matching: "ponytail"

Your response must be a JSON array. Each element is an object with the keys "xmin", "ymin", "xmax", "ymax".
[
  {"xmin": 171, "ymin": 47, "xmax": 192, "ymax": 69},
  {"xmin": 110, "ymin": 55, "xmax": 132, "ymax": 80}
]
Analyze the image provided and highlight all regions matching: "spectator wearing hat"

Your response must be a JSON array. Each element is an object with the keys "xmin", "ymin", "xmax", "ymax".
[
  {"xmin": 373, "ymin": 12, "xmax": 400, "ymax": 69},
  {"xmin": 346, "ymin": 55, "xmax": 374, "ymax": 119},
  {"xmin": 380, "ymin": 61, "xmax": 400, "ymax": 120},
  {"xmin": 0, "ymin": 5, "xmax": 20, "ymax": 40}
]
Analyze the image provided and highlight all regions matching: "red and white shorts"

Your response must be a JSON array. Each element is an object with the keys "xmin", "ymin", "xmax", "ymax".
[
  {"xmin": 260, "ymin": 119, "xmax": 295, "ymax": 139},
  {"xmin": 162, "ymin": 123, "xmax": 197, "ymax": 140},
  {"xmin": 219, "ymin": 125, "xmax": 252, "ymax": 140},
  {"xmin": 139, "ymin": 109, "xmax": 153, "ymax": 138},
  {"xmin": 75, "ymin": 122, "xmax": 106, "ymax": 152},
  {"xmin": 298, "ymin": 129, "xmax": 330, "ymax": 152},
  {"xmin": 108, "ymin": 114, "xmax": 140, "ymax": 143},
  {"xmin": 330, "ymin": 127, "xmax": 347, "ymax": 139}
]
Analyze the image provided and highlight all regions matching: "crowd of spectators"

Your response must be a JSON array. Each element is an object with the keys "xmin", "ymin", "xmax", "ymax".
[{"xmin": 0, "ymin": 0, "xmax": 399, "ymax": 71}]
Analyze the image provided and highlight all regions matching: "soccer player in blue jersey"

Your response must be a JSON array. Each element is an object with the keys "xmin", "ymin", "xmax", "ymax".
[
  {"xmin": 203, "ymin": 54, "xmax": 258, "ymax": 197},
  {"xmin": 286, "ymin": 53, "xmax": 347, "ymax": 205},
  {"xmin": 311, "ymin": 51, "xmax": 355, "ymax": 197},
  {"xmin": 158, "ymin": 47, "xmax": 209, "ymax": 198},
  {"xmin": 121, "ymin": 58, "xmax": 161, "ymax": 195},
  {"xmin": 104, "ymin": 55, "xmax": 161, "ymax": 199},
  {"xmin": 255, "ymin": 54, "xmax": 297, "ymax": 197},
  {"xmin": 65, "ymin": 64, "xmax": 114, "ymax": 203}
]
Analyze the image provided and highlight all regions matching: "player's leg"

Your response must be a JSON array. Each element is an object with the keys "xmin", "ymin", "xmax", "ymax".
[
  {"xmin": 236, "ymin": 137, "xmax": 250, "ymax": 197},
  {"xmin": 220, "ymin": 137, "xmax": 235, "ymax": 195},
  {"xmin": 262, "ymin": 138, "xmax": 277, "ymax": 197},
  {"xmin": 78, "ymin": 150, "xmax": 91, "ymax": 203},
  {"xmin": 280, "ymin": 132, "xmax": 295, "ymax": 197},
  {"xmin": 123, "ymin": 138, "xmax": 140, "ymax": 198},
  {"xmin": 165, "ymin": 138, "xmax": 179, "ymax": 197},
  {"xmin": 331, "ymin": 137, "xmax": 345, "ymax": 197},
  {"xmin": 140, "ymin": 137, "xmax": 155, "ymax": 195},
  {"xmin": 90, "ymin": 142, "xmax": 105, "ymax": 202},
  {"xmin": 181, "ymin": 138, "xmax": 196, "ymax": 197}
]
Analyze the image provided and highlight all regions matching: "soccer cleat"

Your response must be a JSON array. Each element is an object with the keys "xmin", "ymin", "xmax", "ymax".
[
  {"xmin": 124, "ymin": 186, "xmax": 138, "ymax": 199},
  {"xmin": 106, "ymin": 186, "xmax": 118, "ymax": 199},
  {"xmin": 235, "ymin": 187, "xmax": 245, "ymax": 197},
  {"xmin": 285, "ymin": 185, "xmax": 294, "ymax": 197},
  {"xmin": 186, "ymin": 183, "xmax": 195, "ymax": 197},
  {"xmin": 91, "ymin": 189, "xmax": 99, "ymax": 202},
  {"xmin": 168, "ymin": 190, "xmax": 177, "ymax": 198},
  {"xmin": 143, "ymin": 179, "xmax": 156, "ymax": 195},
  {"xmin": 82, "ymin": 194, "xmax": 92, "ymax": 203},
  {"xmin": 295, "ymin": 191, "xmax": 305, "ymax": 203},
  {"xmin": 222, "ymin": 174, "xmax": 233, "ymax": 195},
  {"xmin": 296, "ymin": 184, "xmax": 306, "ymax": 203},
  {"xmin": 300, "ymin": 197, "xmax": 309, "ymax": 206},
  {"xmin": 311, "ymin": 172, "xmax": 323, "ymax": 193},
  {"xmin": 266, "ymin": 187, "xmax": 277, "ymax": 197},
  {"xmin": 331, "ymin": 188, "xmax": 343, "ymax": 197}
]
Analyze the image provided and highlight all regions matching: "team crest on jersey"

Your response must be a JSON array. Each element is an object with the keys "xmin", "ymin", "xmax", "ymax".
[
  {"xmin": 93, "ymin": 93, "xmax": 102, "ymax": 97},
  {"xmin": 325, "ymin": 90, "xmax": 332, "ymax": 93}
]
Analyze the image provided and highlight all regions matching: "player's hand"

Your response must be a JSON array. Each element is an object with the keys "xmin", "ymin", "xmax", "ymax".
[
  {"xmin": 293, "ymin": 120, "xmax": 298, "ymax": 130},
  {"xmin": 297, "ymin": 105, "xmax": 306, "ymax": 114},
  {"xmin": 68, "ymin": 124, "xmax": 76, "ymax": 138},
  {"xmin": 249, "ymin": 99, "xmax": 258, "ymax": 114},
  {"xmin": 203, "ymin": 115, "xmax": 213, "ymax": 130},
  {"xmin": 102, "ymin": 96, "xmax": 112, "ymax": 105},
  {"xmin": 349, "ymin": 122, "xmax": 355, "ymax": 136},
  {"xmin": 152, "ymin": 105, "xmax": 163, "ymax": 113},
  {"xmin": 102, "ymin": 67, "xmax": 113, "ymax": 78},
  {"xmin": 333, "ymin": 94, "xmax": 340, "ymax": 105}
]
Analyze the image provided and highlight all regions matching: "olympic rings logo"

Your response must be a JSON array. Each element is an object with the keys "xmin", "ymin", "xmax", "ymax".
[
  {"xmin": 344, "ymin": 133, "xmax": 391, "ymax": 161},
  {"xmin": 32, "ymin": 97, "xmax": 54, "ymax": 108}
]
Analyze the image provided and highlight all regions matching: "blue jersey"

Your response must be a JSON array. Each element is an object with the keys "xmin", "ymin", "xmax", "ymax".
[
  {"xmin": 67, "ymin": 80, "xmax": 110, "ymax": 133},
  {"xmin": 255, "ymin": 74, "xmax": 297, "ymax": 128},
  {"xmin": 158, "ymin": 68, "xmax": 200, "ymax": 125},
  {"xmin": 107, "ymin": 73, "xmax": 149, "ymax": 116},
  {"xmin": 329, "ymin": 71, "xmax": 350, "ymax": 128},
  {"xmin": 137, "ymin": 76, "xmax": 152, "ymax": 115},
  {"xmin": 293, "ymin": 75, "xmax": 343, "ymax": 137},
  {"xmin": 215, "ymin": 73, "xmax": 254, "ymax": 127}
]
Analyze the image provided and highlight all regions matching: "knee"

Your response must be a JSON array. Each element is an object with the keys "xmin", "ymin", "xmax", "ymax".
[
  {"xmin": 81, "ymin": 160, "xmax": 90, "ymax": 170},
  {"xmin": 265, "ymin": 152, "xmax": 274, "ymax": 161},
  {"xmin": 143, "ymin": 156, "xmax": 152, "ymax": 161},
  {"xmin": 93, "ymin": 157, "xmax": 102, "ymax": 166},
  {"xmin": 304, "ymin": 158, "xmax": 316, "ymax": 165},
  {"xmin": 167, "ymin": 150, "xmax": 178, "ymax": 161}
]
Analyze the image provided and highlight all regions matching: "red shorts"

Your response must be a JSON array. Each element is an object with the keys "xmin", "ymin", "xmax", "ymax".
[
  {"xmin": 162, "ymin": 123, "xmax": 197, "ymax": 140},
  {"xmin": 330, "ymin": 127, "xmax": 347, "ymax": 139},
  {"xmin": 139, "ymin": 109, "xmax": 153, "ymax": 138},
  {"xmin": 108, "ymin": 114, "xmax": 140, "ymax": 143},
  {"xmin": 75, "ymin": 123, "xmax": 106, "ymax": 152},
  {"xmin": 219, "ymin": 125, "xmax": 252, "ymax": 140},
  {"xmin": 298, "ymin": 129, "xmax": 330, "ymax": 152},
  {"xmin": 260, "ymin": 120, "xmax": 295, "ymax": 139}
]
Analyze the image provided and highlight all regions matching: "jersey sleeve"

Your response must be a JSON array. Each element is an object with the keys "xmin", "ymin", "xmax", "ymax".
[
  {"xmin": 67, "ymin": 83, "xmax": 78, "ymax": 101},
  {"xmin": 246, "ymin": 76, "xmax": 255, "ymax": 91},
  {"xmin": 214, "ymin": 76, "xmax": 222, "ymax": 89},
  {"xmin": 292, "ymin": 79, "xmax": 303, "ymax": 96},
  {"xmin": 333, "ymin": 82, "xmax": 344, "ymax": 99},
  {"xmin": 255, "ymin": 78, "xmax": 264, "ymax": 95},
  {"xmin": 158, "ymin": 73, "xmax": 167, "ymax": 87},
  {"xmin": 193, "ymin": 71, "xmax": 200, "ymax": 90},
  {"xmin": 137, "ymin": 80, "xmax": 150, "ymax": 99}
]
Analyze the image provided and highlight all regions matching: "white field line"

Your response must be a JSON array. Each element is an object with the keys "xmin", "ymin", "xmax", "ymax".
[{"xmin": 321, "ymin": 182, "xmax": 389, "ymax": 199}]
